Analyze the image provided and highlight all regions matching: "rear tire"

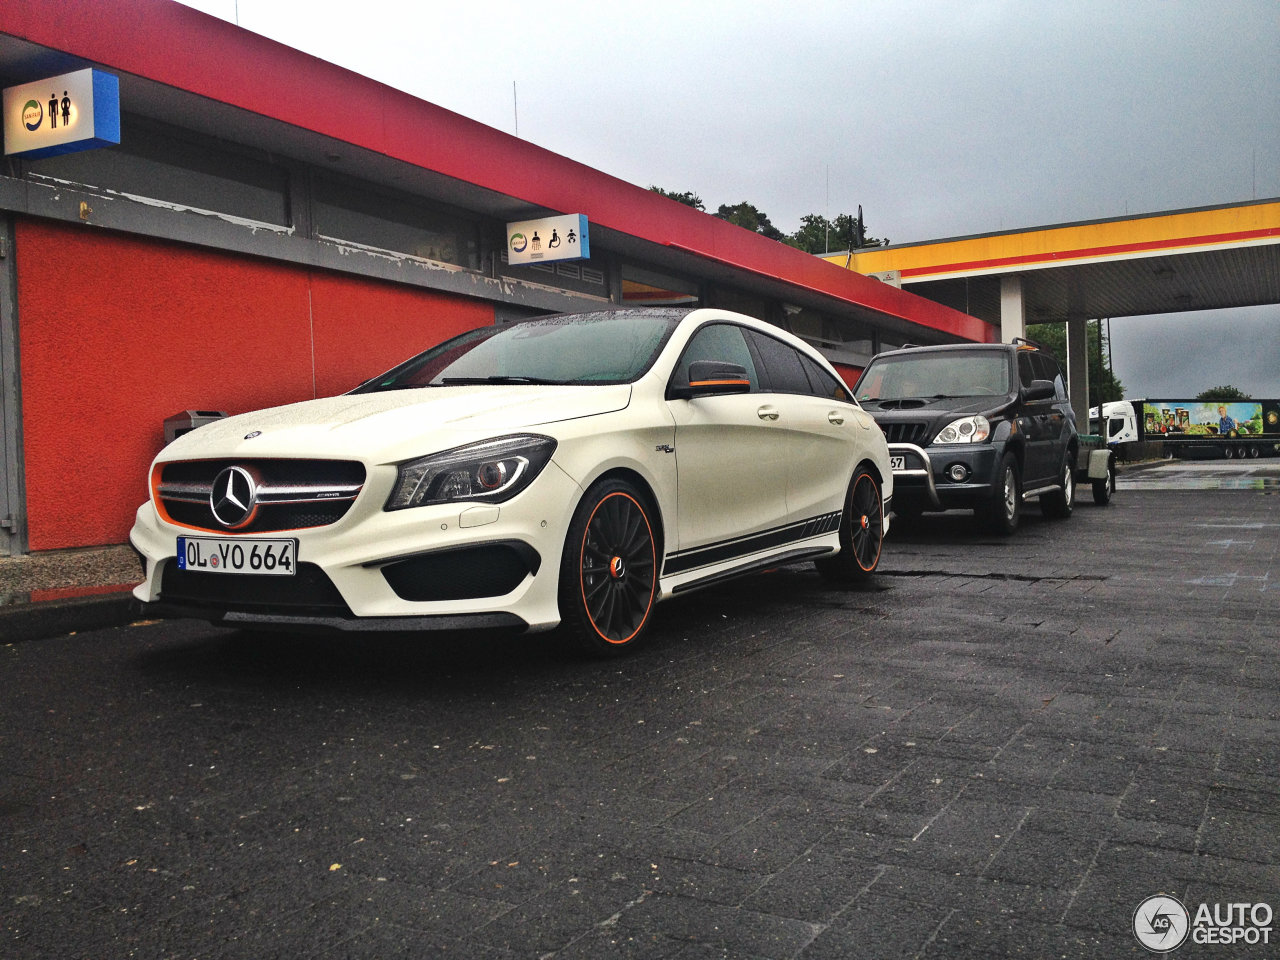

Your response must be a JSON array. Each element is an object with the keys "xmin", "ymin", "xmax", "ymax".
[
  {"xmin": 982, "ymin": 453, "xmax": 1021, "ymax": 535},
  {"xmin": 1040, "ymin": 454, "xmax": 1075, "ymax": 519},
  {"xmin": 558, "ymin": 479, "xmax": 659, "ymax": 656},
  {"xmin": 816, "ymin": 466, "xmax": 884, "ymax": 583}
]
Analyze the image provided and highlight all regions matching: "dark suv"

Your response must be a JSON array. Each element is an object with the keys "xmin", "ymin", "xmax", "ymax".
[{"xmin": 851, "ymin": 341, "xmax": 1078, "ymax": 534}]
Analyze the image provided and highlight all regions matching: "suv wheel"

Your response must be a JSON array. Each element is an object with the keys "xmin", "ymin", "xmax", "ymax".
[
  {"xmin": 1041, "ymin": 455, "xmax": 1075, "ymax": 519},
  {"xmin": 983, "ymin": 453, "xmax": 1021, "ymax": 535}
]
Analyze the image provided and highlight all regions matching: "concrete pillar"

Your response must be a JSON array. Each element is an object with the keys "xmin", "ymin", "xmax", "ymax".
[
  {"xmin": 1066, "ymin": 318, "xmax": 1090, "ymax": 432},
  {"xmin": 999, "ymin": 275, "xmax": 1025, "ymax": 344}
]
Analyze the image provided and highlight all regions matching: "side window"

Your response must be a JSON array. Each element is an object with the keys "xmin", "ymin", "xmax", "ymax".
[
  {"xmin": 745, "ymin": 331, "xmax": 813, "ymax": 395},
  {"xmin": 1018, "ymin": 353, "xmax": 1037, "ymax": 389},
  {"xmin": 671, "ymin": 324, "xmax": 759, "ymax": 392},
  {"xmin": 799, "ymin": 354, "xmax": 852, "ymax": 402},
  {"xmin": 1032, "ymin": 354, "xmax": 1068, "ymax": 401}
]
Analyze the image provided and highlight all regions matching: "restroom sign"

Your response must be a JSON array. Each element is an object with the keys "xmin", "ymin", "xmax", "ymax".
[
  {"xmin": 507, "ymin": 214, "xmax": 590, "ymax": 265},
  {"xmin": 3, "ymin": 69, "xmax": 121, "ymax": 159}
]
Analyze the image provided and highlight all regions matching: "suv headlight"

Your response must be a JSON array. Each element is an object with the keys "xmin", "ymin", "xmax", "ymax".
[
  {"xmin": 934, "ymin": 415, "xmax": 991, "ymax": 444},
  {"xmin": 386, "ymin": 435, "xmax": 557, "ymax": 510}
]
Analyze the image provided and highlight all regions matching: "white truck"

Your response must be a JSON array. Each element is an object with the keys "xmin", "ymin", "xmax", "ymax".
[{"xmin": 1092, "ymin": 399, "xmax": 1280, "ymax": 460}]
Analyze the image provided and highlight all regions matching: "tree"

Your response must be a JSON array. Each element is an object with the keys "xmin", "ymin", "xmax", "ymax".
[
  {"xmin": 1196, "ymin": 385, "xmax": 1251, "ymax": 401},
  {"xmin": 1026, "ymin": 320, "xmax": 1125, "ymax": 407},
  {"xmin": 787, "ymin": 212, "xmax": 889, "ymax": 253},
  {"xmin": 648, "ymin": 186, "xmax": 704, "ymax": 211},
  {"xmin": 713, "ymin": 202, "xmax": 787, "ymax": 242}
]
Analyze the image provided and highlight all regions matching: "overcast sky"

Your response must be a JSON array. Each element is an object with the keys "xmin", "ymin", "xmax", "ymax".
[{"xmin": 174, "ymin": 0, "xmax": 1279, "ymax": 398}]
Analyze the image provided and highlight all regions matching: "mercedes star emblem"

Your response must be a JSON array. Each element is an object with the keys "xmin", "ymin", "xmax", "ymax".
[{"xmin": 210, "ymin": 465, "xmax": 258, "ymax": 529}]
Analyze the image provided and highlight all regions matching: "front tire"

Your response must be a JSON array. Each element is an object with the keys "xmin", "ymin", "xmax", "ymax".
[
  {"xmin": 816, "ymin": 466, "xmax": 884, "ymax": 583},
  {"xmin": 982, "ymin": 453, "xmax": 1021, "ymax": 535},
  {"xmin": 558, "ymin": 479, "xmax": 658, "ymax": 656}
]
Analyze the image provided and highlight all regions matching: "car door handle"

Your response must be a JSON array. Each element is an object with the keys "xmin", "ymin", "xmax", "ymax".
[
  {"xmin": 828, "ymin": 411, "xmax": 845, "ymax": 425},
  {"xmin": 757, "ymin": 405, "xmax": 780, "ymax": 421}
]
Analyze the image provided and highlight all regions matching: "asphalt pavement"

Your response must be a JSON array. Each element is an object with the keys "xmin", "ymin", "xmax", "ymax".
[{"xmin": 2, "ymin": 463, "xmax": 1278, "ymax": 958}]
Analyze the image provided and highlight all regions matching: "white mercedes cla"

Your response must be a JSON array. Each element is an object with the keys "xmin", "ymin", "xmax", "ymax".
[{"xmin": 130, "ymin": 307, "xmax": 892, "ymax": 654}]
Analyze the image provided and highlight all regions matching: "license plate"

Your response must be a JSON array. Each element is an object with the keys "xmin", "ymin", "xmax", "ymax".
[
  {"xmin": 177, "ymin": 536, "xmax": 297, "ymax": 576},
  {"xmin": 889, "ymin": 455, "xmax": 907, "ymax": 471}
]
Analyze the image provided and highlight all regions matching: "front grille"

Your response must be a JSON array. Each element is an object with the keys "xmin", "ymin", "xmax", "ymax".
[
  {"xmin": 880, "ymin": 421, "xmax": 932, "ymax": 445},
  {"xmin": 157, "ymin": 459, "xmax": 365, "ymax": 533},
  {"xmin": 159, "ymin": 559, "xmax": 350, "ymax": 614}
]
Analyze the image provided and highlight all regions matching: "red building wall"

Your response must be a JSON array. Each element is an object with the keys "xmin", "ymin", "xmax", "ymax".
[{"xmin": 16, "ymin": 219, "xmax": 493, "ymax": 550}]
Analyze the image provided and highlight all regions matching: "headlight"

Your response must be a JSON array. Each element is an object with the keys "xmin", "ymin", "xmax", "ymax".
[
  {"xmin": 385, "ymin": 435, "xmax": 557, "ymax": 511},
  {"xmin": 934, "ymin": 415, "xmax": 990, "ymax": 444}
]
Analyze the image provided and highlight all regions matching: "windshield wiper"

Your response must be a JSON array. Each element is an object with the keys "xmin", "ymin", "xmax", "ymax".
[{"xmin": 438, "ymin": 375, "xmax": 565, "ymax": 386}]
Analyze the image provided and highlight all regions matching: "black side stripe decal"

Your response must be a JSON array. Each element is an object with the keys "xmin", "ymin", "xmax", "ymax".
[{"xmin": 662, "ymin": 511, "xmax": 841, "ymax": 577}]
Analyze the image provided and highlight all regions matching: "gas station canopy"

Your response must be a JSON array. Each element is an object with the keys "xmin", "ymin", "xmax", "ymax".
[{"xmin": 828, "ymin": 199, "xmax": 1280, "ymax": 328}]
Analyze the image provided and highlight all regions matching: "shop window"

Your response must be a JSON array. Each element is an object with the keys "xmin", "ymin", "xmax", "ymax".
[
  {"xmin": 782, "ymin": 305, "xmax": 875, "ymax": 366},
  {"xmin": 313, "ymin": 178, "xmax": 480, "ymax": 269},
  {"xmin": 707, "ymin": 287, "xmax": 767, "ymax": 320},
  {"xmin": 26, "ymin": 115, "xmax": 289, "ymax": 226},
  {"xmin": 621, "ymin": 264, "xmax": 699, "ymax": 306},
  {"xmin": 498, "ymin": 251, "xmax": 607, "ymax": 297}
]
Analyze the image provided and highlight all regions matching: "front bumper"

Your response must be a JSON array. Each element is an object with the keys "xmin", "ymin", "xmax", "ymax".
[
  {"xmin": 887, "ymin": 442, "xmax": 1002, "ymax": 511},
  {"xmin": 130, "ymin": 460, "xmax": 583, "ymax": 633}
]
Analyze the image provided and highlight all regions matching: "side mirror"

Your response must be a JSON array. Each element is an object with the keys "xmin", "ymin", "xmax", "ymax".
[
  {"xmin": 1021, "ymin": 379, "xmax": 1055, "ymax": 402},
  {"xmin": 670, "ymin": 360, "xmax": 752, "ymax": 400}
]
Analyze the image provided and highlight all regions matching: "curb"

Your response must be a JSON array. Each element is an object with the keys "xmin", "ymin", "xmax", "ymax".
[{"xmin": 0, "ymin": 590, "xmax": 137, "ymax": 644}]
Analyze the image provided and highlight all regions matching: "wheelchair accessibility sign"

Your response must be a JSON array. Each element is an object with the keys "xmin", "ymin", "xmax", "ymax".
[{"xmin": 508, "ymin": 214, "xmax": 589, "ymax": 265}]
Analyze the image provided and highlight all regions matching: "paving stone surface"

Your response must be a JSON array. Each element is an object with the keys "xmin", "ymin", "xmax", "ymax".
[{"xmin": 2, "ymin": 479, "xmax": 1278, "ymax": 958}]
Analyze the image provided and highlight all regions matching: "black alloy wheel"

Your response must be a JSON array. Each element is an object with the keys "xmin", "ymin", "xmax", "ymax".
[
  {"xmin": 559, "ymin": 479, "xmax": 658, "ymax": 655},
  {"xmin": 817, "ymin": 466, "xmax": 884, "ymax": 583}
]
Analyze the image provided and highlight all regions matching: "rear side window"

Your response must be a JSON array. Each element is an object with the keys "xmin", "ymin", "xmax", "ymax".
[
  {"xmin": 746, "ymin": 331, "xmax": 813, "ymax": 395},
  {"xmin": 798, "ymin": 354, "xmax": 852, "ymax": 402}
]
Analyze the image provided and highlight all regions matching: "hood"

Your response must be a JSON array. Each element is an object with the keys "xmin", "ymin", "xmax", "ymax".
[
  {"xmin": 159, "ymin": 384, "xmax": 632, "ymax": 462},
  {"xmin": 862, "ymin": 394, "xmax": 1012, "ymax": 421}
]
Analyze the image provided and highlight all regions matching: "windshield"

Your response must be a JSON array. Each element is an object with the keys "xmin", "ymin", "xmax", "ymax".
[
  {"xmin": 855, "ymin": 351, "xmax": 1011, "ymax": 401},
  {"xmin": 351, "ymin": 310, "xmax": 683, "ymax": 392}
]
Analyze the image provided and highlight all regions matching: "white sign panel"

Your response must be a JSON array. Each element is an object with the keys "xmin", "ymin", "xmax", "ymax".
[
  {"xmin": 507, "ymin": 214, "xmax": 590, "ymax": 265},
  {"xmin": 867, "ymin": 270, "xmax": 902, "ymax": 288},
  {"xmin": 3, "ymin": 68, "xmax": 121, "ymax": 159}
]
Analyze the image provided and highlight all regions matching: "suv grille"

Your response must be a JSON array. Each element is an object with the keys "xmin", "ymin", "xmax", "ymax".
[
  {"xmin": 880, "ymin": 422, "xmax": 932, "ymax": 445},
  {"xmin": 156, "ymin": 459, "xmax": 366, "ymax": 533}
]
